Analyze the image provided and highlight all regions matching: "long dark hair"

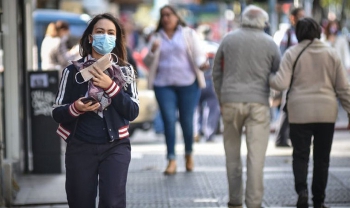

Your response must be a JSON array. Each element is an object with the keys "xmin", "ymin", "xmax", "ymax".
[
  {"xmin": 324, "ymin": 20, "xmax": 340, "ymax": 39},
  {"xmin": 79, "ymin": 13, "xmax": 127, "ymax": 66},
  {"xmin": 155, "ymin": 5, "xmax": 187, "ymax": 32}
]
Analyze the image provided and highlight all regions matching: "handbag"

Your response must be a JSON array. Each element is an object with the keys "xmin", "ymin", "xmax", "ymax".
[{"xmin": 283, "ymin": 40, "xmax": 314, "ymax": 113}]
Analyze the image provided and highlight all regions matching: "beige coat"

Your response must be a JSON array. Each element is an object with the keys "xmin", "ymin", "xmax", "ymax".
[
  {"xmin": 143, "ymin": 26, "xmax": 207, "ymax": 90},
  {"xmin": 270, "ymin": 39, "xmax": 350, "ymax": 123}
]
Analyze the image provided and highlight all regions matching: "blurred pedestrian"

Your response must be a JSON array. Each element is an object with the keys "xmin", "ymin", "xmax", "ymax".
[
  {"xmin": 324, "ymin": 20, "xmax": 350, "ymax": 72},
  {"xmin": 41, "ymin": 22, "xmax": 61, "ymax": 70},
  {"xmin": 193, "ymin": 24, "xmax": 221, "ymax": 142},
  {"xmin": 274, "ymin": 7, "xmax": 305, "ymax": 147},
  {"xmin": 55, "ymin": 20, "xmax": 81, "ymax": 70},
  {"xmin": 270, "ymin": 17, "xmax": 350, "ymax": 208},
  {"xmin": 143, "ymin": 5, "xmax": 208, "ymax": 175},
  {"xmin": 52, "ymin": 13, "xmax": 139, "ymax": 208},
  {"xmin": 213, "ymin": 5, "xmax": 281, "ymax": 208}
]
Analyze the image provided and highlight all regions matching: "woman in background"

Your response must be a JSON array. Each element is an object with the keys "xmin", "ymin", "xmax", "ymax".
[
  {"xmin": 144, "ymin": 5, "xmax": 208, "ymax": 175},
  {"xmin": 41, "ymin": 22, "xmax": 60, "ymax": 70},
  {"xmin": 324, "ymin": 20, "xmax": 350, "ymax": 72},
  {"xmin": 270, "ymin": 18, "xmax": 350, "ymax": 208}
]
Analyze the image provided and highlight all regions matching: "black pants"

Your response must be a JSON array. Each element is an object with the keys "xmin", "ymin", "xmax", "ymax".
[
  {"xmin": 289, "ymin": 123, "xmax": 334, "ymax": 206},
  {"xmin": 65, "ymin": 137, "xmax": 131, "ymax": 208}
]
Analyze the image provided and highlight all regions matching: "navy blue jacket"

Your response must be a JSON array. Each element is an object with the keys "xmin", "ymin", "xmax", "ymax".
[{"xmin": 52, "ymin": 58, "xmax": 139, "ymax": 142}]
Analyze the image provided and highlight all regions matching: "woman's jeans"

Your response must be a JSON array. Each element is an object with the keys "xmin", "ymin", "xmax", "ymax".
[
  {"xmin": 289, "ymin": 123, "xmax": 335, "ymax": 205},
  {"xmin": 154, "ymin": 82, "xmax": 200, "ymax": 160}
]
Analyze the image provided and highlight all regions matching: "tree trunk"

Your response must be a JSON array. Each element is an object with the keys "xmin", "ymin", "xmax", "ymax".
[{"xmin": 312, "ymin": 0, "xmax": 325, "ymax": 23}]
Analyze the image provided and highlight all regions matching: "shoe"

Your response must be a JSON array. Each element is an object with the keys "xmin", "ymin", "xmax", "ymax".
[
  {"xmin": 314, "ymin": 203, "xmax": 329, "ymax": 208},
  {"xmin": 227, "ymin": 203, "xmax": 243, "ymax": 208},
  {"xmin": 297, "ymin": 190, "xmax": 309, "ymax": 208},
  {"xmin": 194, "ymin": 134, "xmax": 200, "ymax": 142},
  {"xmin": 185, "ymin": 155, "xmax": 194, "ymax": 172},
  {"xmin": 206, "ymin": 138, "xmax": 216, "ymax": 143},
  {"xmin": 275, "ymin": 142, "xmax": 291, "ymax": 147},
  {"xmin": 163, "ymin": 160, "xmax": 176, "ymax": 175}
]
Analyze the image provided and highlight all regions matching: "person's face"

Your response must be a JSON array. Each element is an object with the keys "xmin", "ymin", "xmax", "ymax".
[
  {"xmin": 89, "ymin": 18, "xmax": 117, "ymax": 42},
  {"xmin": 329, "ymin": 22, "xmax": 339, "ymax": 34},
  {"xmin": 160, "ymin": 7, "xmax": 179, "ymax": 31},
  {"xmin": 291, "ymin": 10, "xmax": 305, "ymax": 26},
  {"xmin": 58, "ymin": 28, "xmax": 69, "ymax": 37},
  {"xmin": 89, "ymin": 18, "xmax": 117, "ymax": 57}
]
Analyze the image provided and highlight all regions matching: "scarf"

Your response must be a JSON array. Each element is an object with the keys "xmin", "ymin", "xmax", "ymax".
[{"xmin": 72, "ymin": 54, "xmax": 134, "ymax": 115}]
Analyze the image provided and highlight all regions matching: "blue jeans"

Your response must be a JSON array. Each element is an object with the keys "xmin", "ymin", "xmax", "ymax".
[{"xmin": 154, "ymin": 81, "xmax": 200, "ymax": 160}]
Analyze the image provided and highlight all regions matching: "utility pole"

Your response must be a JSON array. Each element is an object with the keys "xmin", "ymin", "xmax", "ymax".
[
  {"xmin": 340, "ymin": 0, "xmax": 347, "ymax": 27},
  {"xmin": 0, "ymin": 1, "xmax": 4, "ymax": 205},
  {"xmin": 268, "ymin": 0, "xmax": 277, "ymax": 36},
  {"xmin": 304, "ymin": 0, "xmax": 313, "ymax": 17}
]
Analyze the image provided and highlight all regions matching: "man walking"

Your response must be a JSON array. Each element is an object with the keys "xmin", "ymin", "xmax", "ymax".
[{"xmin": 212, "ymin": 5, "xmax": 281, "ymax": 208}]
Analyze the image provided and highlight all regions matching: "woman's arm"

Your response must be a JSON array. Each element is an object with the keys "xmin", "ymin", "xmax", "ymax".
[
  {"xmin": 189, "ymin": 28, "xmax": 208, "ymax": 69},
  {"xmin": 269, "ymin": 51, "xmax": 293, "ymax": 91},
  {"xmin": 105, "ymin": 65, "xmax": 139, "ymax": 121},
  {"xmin": 143, "ymin": 35, "xmax": 160, "ymax": 68},
  {"xmin": 333, "ymin": 52, "xmax": 350, "ymax": 113},
  {"xmin": 339, "ymin": 36, "xmax": 350, "ymax": 70},
  {"xmin": 52, "ymin": 67, "xmax": 84, "ymax": 123},
  {"xmin": 212, "ymin": 43, "xmax": 224, "ymax": 104}
]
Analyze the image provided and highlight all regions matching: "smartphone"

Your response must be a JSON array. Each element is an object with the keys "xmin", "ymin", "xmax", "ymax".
[{"xmin": 81, "ymin": 97, "xmax": 98, "ymax": 105}]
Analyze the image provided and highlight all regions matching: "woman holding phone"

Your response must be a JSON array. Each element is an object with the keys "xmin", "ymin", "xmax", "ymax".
[{"xmin": 52, "ymin": 13, "xmax": 138, "ymax": 208}]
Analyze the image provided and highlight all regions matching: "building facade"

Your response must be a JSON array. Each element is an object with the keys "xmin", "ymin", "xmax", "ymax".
[{"xmin": 0, "ymin": 0, "xmax": 35, "ymax": 205}]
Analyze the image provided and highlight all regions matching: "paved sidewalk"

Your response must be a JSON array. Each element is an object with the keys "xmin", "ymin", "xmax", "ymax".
[{"xmin": 9, "ymin": 129, "xmax": 350, "ymax": 208}]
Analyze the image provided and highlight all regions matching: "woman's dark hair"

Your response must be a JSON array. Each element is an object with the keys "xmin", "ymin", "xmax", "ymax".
[
  {"xmin": 324, "ymin": 20, "xmax": 341, "ymax": 39},
  {"xmin": 79, "ymin": 13, "xmax": 127, "ymax": 66},
  {"xmin": 295, "ymin": 17, "xmax": 321, "ymax": 42},
  {"xmin": 155, "ymin": 5, "xmax": 187, "ymax": 32}
]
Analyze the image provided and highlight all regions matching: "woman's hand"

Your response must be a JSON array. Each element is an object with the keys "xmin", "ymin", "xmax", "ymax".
[
  {"xmin": 151, "ymin": 40, "xmax": 160, "ymax": 53},
  {"xmin": 89, "ymin": 65, "xmax": 113, "ymax": 89},
  {"xmin": 199, "ymin": 59, "xmax": 210, "ymax": 71},
  {"xmin": 75, "ymin": 98, "xmax": 100, "ymax": 112}
]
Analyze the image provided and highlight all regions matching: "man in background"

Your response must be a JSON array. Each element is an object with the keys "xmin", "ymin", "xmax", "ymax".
[
  {"xmin": 274, "ymin": 7, "xmax": 305, "ymax": 147},
  {"xmin": 213, "ymin": 5, "xmax": 281, "ymax": 208}
]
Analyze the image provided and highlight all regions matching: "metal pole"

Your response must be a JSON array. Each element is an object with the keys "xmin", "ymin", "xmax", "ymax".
[
  {"xmin": 304, "ymin": 0, "xmax": 313, "ymax": 17},
  {"xmin": 340, "ymin": 0, "xmax": 346, "ymax": 27},
  {"xmin": 0, "ymin": 0, "xmax": 4, "ymax": 204},
  {"xmin": 268, "ymin": 0, "xmax": 277, "ymax": 36},
  {"xmin": 0, "ymin": 79, "xmax": 4, "ymax": 205},
  {"xmin": 240, "ymin": 0, "xmax": 246, "ymax": 13},
  {"xmin": 294, "ymin": 0, "xmax": 300, "ymax": 7}
]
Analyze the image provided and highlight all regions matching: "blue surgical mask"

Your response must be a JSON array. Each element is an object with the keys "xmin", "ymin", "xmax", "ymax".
[{"xmin": 92, "ymin": 34, "xmax": 116, "ymax": 55}]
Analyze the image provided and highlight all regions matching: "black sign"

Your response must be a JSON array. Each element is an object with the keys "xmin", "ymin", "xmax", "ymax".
[{"xmin": 29, "ymin": 70, "xmax": 61, "ymax": 173}]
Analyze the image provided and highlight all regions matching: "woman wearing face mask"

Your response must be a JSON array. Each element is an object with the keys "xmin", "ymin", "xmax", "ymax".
[
  {"xmin": 143, "ymin": 5, "xmax": 209, "ymax": 175},
  {"xmin": 324, "ymin": 20, "xmax": 350, "ymax": 73},
  {"xmin": 52, "ymin": 13, "xmax": 139, "ymax": 208}
]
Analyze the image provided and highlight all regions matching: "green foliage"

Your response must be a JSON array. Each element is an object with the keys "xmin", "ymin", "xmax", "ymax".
[
  {"xmin": 321, "ymin": 0, "xmax": 349, "ymax": 9},
  {"xmin": 201, "ymin": 0, "xmax": 235, "ymax": 4},
  {"xmin": 321, "ymin": 0, "xmax": 341, "ymax": 6}
]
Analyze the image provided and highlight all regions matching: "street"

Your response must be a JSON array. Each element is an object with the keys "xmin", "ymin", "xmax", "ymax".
[{"xmin": 11, "ymin": 126, "xmax": 350, "ymax": 208}]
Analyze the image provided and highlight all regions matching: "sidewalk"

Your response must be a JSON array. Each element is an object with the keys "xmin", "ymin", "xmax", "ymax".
[{"xmin": 10, "ymin": 129, "xmax": 350, "ymax": 208}]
